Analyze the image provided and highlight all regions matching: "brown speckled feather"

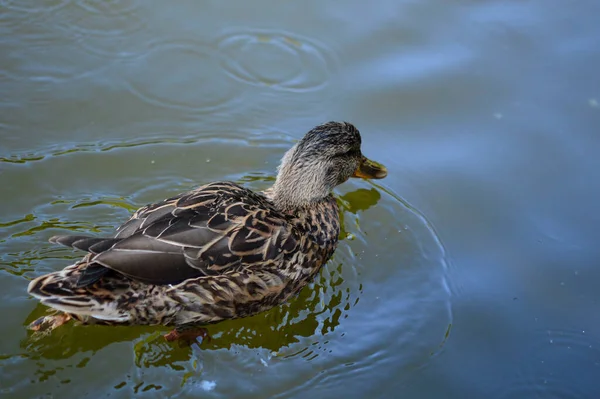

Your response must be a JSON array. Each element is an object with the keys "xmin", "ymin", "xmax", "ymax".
[
  {"xmin": 73, "ymin": 181, "xmax": 305, "ymax": 285},
  {"xmin": 28, "ymin": 181, "xmax": 340, "ymax": 327}
]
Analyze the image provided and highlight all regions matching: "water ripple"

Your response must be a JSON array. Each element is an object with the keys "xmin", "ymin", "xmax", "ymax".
[
  {"xmin": 0, "ymin": 36, "xmax": 105, "ymax": 83},
  {"xmin": 75, "ymin": 0, "xmax": 139, "ymax": 15},
  {"xmin": 0, "ymin": 214, "xmax": 36, "ymax": 228},
  {"xmin": 498, "ymin": 328, "xmax": 600, "ymax": 399},
  {"xmin": 55, "ymin": 0, "xmax": 143, "ymax": 37},
  {"xmin": 217, "ymin": 29, "xmax": 338, "ymax": 92},
  {"xmin": 0, "ymin": 247, "xmax": 79, "ymax": 278},
  {"xmin": 62, "ymin": 0, "xmax": 147, "ymax": 59},
  {"xmin": 0, "ymin": 197, "xmax": 131, "ymax": 279},
  {"xmin": 10, "ymin": 217, "xmax": 110, "ymax": 239},
  {"xmin": 1, "ymin": 0, "xmax": 142, "ymax": 82},
  {"xmin": 1, "ymin": 132, "xmax": 289, "ymax": 166},
  {"xmin": 124, "ymin": 40, "xmax": 242, "ymax": 112},
  {"xmin": 274, "ymin": 182, "xmax": 451, "ymax": 394},
  {"xmin": 176, "ymin": 181, "xmax": 450, "ymax": 397},
  {"xmin": 0, "ymin": 0, "xmax": 70, "ymax": 13}
]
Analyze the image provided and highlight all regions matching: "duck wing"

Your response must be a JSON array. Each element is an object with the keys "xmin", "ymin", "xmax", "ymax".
[{"xmin": 52, "ymin": 182, "xmax": 300, "ymax": 286}]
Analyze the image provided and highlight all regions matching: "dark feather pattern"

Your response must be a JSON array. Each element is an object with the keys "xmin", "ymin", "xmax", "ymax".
[
  {"xmin": 76, "ymin": 264, "xmax": 110, "ymax": 287},
  {"xmin": 25, "ymin": 121, "xmax": 384, "ymax": 331},
  {"xmin": 27, "ymin": 181, "xmax": 340, "ymax": 327}
]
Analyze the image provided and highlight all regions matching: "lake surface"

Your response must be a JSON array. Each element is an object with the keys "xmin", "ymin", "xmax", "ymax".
[{"xmin": 1, "ymin": 0, "xmax": 599, "ymax": 397}]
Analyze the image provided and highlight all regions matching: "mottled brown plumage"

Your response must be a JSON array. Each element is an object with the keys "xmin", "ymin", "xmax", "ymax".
[{"xmin": 27, "ymin": 122, "xmax": 387, "ymax": 334}]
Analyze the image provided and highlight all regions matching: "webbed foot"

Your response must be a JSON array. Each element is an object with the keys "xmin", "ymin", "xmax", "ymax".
[
  {"xmin": 163, "ymin": 326, "xmax": 211, "ymax": 344},
  {"xmin": 28, "ymin": 313, "xmax": 72, "ymax": 333}
]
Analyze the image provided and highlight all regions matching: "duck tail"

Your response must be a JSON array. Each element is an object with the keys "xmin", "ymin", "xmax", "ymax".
[{"xmin": 27, "ymin": 261, "xmax": 131, "ymax": 325}]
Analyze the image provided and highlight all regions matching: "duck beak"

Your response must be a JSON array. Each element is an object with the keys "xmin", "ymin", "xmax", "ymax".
[{"xmin": 352, "ymin": 156, "xmax": 388, "ymax": 179}]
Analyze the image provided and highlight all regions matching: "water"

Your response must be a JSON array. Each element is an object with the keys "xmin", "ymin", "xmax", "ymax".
[{"xmin": 1, "ymin": 0, "xmax": 599, "ymax": 397}]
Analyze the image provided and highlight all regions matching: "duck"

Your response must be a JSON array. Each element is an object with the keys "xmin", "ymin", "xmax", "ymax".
[{"xmin": 27, "ymin": 121, "xmax": 387, "ymax": 341}]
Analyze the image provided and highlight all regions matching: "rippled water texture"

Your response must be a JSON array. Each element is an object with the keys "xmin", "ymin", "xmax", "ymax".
[{"xmin": 1, "ymin": 0, "xmax": 599, "ymax": 398}]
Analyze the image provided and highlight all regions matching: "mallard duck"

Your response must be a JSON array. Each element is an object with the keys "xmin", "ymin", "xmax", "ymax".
[{"xmin": 27, "ymin": 121, "xmax": 387, "ymax": 340}]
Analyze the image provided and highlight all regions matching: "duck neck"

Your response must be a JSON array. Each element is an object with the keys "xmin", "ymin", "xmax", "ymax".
[{"xmin": 271, "ymin": 146, "xmax": 334, "ymax": 211}]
